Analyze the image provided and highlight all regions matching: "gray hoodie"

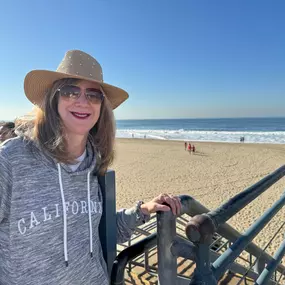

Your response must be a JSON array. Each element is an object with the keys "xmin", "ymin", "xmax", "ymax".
[{"xmin": 0, "ymin": 137, "xmax": 148, "ymax": 285}]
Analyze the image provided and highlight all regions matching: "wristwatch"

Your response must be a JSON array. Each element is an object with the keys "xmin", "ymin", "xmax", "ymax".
[{"xmin": 135, "ymin": 200, "xmax": 150, "ymax": 224}]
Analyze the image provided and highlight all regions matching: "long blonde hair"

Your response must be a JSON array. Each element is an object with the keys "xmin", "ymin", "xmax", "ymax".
[{"xmin": 16, "ymin": 78, "xmax": 116, "ymax": 175}]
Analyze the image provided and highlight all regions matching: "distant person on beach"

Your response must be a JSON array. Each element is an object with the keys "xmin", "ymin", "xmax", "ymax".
[
  {"xmin": 192, "ymin": 145, "xmax": 196, "ymax": 153},
  {"xmin": 0, "ymin": 50, "xmax": 181, "ymax": 285},
  {"xmin": 184, "ymin": 141, "xmax": 187, "ymax": 150},
  {"xmin": 0, "ymin": 121, "xmax": 16, "ymax": 143},
  {"xmin": 187, "ymin": 142, "xmax": 192, "ymax": 154}
]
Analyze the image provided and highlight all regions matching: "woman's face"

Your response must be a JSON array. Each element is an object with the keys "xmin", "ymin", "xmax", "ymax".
[{"xmin": 57, "ymin": 80, "xmax": 103, "ymax": 137}]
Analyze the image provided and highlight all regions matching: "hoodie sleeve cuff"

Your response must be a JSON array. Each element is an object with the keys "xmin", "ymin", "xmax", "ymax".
[
  {"xmin": 134, "ymin": 201, "xmax": 151, "ymax": 225},
  {"xmin": 123, "ymin": 201, "xmax": 151, "ymax": 229},
  {"xmin": 116, "ymin": 201, "xmax": 151, "ymax": 243}
]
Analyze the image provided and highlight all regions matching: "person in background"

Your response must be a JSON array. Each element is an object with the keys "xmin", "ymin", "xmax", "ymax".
[
  {"xmin": 0, "ymin": 121, "xmax": 16, "ymax": 143},
  {"xmin": 187, "ymin": 142, "xmax": 192, "ymax": 154},
  {"xmin": 192, "ymin": 145, "xmax": 196, "ymax": 153},
  {"xmin": 0, "ymin": 50, "xmax": 181, "ymax": 285},
  {"xmin": 184, "ymin": 141, "xmax": 187, "ymax": 150}
]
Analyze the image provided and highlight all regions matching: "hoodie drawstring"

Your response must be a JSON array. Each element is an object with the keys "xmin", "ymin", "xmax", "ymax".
[
  {"xmin": 57, "ymin": 163, "xmax": 68, "ymax": 267},
  {"xmin": 57, "ymin": 164, "xmax": 93, "ymax": 266},
  {"xmin": 87, "ymin": 171, "xmax": 93, "ymax": 257}
]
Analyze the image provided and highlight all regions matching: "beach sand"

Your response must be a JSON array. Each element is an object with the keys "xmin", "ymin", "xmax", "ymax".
[{"xmin": 113, "ymin": 138, "xmax": 285, "ymax": 256}]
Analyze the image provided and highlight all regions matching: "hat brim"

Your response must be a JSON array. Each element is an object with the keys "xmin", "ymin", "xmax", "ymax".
[{"xmin": 24, "ymin": 70, "xmax": 129, "ymax": 110}]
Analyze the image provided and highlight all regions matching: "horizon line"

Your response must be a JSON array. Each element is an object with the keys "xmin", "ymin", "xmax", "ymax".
[{"xmin": 116, "ymin": 116, "xmax": 285, "ymax": 121}]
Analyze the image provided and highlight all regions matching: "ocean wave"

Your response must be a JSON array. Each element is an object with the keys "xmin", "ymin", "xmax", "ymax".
[{"xmin": 116, "ymin": 129, "xmax": 285, "ymax": 144}]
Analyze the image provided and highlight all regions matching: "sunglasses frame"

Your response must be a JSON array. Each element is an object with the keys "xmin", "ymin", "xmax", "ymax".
[{"xmin": 57, "ymin": 84, "xmax": 105, "ymax": 104}]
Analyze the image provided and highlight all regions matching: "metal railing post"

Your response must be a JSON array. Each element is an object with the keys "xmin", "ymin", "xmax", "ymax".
[
  {"xmin": 157, "ymin": 210, "xmax": 177, "ymax": 285},
  {"xmin": 186, "ymin": 214, "xmax": 217, "ymax": 284},
  {"xmin": 98, "ymin": 170, "xmax": 117, "ymax": 278},
  {"xmin": 254, "ymin": 258, "xmax": 266, "ymax": 275}
]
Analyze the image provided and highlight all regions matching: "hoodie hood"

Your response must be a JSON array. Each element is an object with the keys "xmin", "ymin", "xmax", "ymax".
[{"xmin": 28, "ymin": 136, "xmax": 99, "ymax": 175}]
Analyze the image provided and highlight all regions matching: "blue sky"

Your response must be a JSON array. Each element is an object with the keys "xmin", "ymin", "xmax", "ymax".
[{"xmin": 0, "ymin": 0, "xmax": 284, "ymax": 120}]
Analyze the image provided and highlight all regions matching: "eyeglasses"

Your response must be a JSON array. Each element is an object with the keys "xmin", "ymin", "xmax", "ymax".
[{"xmin": 57, "ymin": 85, "xmax": 104, "ymax": 104}]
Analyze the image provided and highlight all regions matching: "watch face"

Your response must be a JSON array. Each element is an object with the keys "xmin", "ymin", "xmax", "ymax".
[
  {"xmin": 135, "ymin": 201, "xmax": 145, "ymax": 221},
  {"xmin": 137, "ymin": 201, "xmax": 144, "ymax": 207}
]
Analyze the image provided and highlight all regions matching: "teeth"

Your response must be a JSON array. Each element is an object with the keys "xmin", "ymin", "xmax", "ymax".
[{"xmin": 72, "ymin": 112, "xmax": 89, "ymax": 117}]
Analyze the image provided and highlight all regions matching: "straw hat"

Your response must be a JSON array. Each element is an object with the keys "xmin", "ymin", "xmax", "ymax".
[{"xmin": 24, "ymin": 50, "xmax": 129, "ymax": 109}]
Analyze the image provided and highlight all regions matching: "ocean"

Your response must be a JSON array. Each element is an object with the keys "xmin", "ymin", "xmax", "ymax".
[{"xmin": 116, "ymin": 117, "xmax": 285, "ymax": 144}]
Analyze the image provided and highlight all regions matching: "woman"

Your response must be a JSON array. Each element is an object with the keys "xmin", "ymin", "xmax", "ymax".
[
  {"xmin": 0, "ymin": 50, "xmax": 181, "ymax": 285},
  {"xmin": 0, "ymin": 121, "xmax": 16, "ymax": 143}
]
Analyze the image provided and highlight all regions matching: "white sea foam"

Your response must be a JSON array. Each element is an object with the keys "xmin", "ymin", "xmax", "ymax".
[{"xmin": 116, "ymin": 129, "xmax": 285, "ymax": 144}]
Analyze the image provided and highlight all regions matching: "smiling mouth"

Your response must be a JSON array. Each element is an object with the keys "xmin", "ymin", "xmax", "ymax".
[{"xmin": 71, "ymin": 112, "xmax": 91, "ymax": 119}]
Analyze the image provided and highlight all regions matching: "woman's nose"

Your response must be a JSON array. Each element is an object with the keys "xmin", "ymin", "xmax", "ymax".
[{"xmin": 75, "ymin": 91, "xmax": 89, "ymax": 105}]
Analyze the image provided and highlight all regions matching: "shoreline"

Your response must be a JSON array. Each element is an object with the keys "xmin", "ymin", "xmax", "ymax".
[{"xmin": 116, "ymin": 137, "xmax": 285, "ymax": 147}]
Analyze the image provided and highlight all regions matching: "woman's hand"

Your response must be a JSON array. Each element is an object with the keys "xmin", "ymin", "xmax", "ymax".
[{"xmin": 140, "ymin": 194, "xmax": 182, "ymax": 216}]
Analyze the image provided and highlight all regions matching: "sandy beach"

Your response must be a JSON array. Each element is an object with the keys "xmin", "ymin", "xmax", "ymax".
[{"xmin": 113, "ymin": 138, "xmax": 285, "ymax": 256}]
